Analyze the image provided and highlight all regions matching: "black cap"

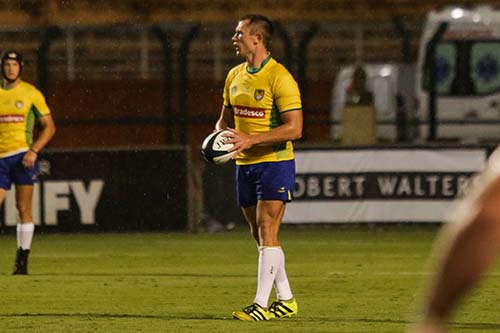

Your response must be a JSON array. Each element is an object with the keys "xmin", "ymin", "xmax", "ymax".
[
  {"xmin": 1, "ymin": 50, "xmax": 23, "ymax": 67},
  {"xmin": 0, "ymin": 50, "xmax": 23, "ymax": 81}
]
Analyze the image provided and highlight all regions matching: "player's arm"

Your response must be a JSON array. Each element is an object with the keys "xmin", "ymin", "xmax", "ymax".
[
  {"xmin": 23, "ymin": 114, "xmax": 56, "ymax": 169},
  {"xmin": 215, "ymin": 105, "xmax": 234, "ymax": 130},
  {"xmin": 32, "ymin": 114, "xmax": 56, "ymax": 153},
  {"xmin": 218, "ymin": 67, "xmax": 237, "ymax": 131},
  {"xmin": 227, "ymin": 108, "xmax": 302, "ymax": 154}
]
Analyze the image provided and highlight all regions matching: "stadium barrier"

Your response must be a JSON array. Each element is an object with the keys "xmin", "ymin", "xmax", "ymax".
[
  {"xmin": 203, "ymin": 145, "xmax": 493, "ymax": 224},
  {"xmin": 202, "ymin": 161, "xmax": 241, "ymax": 226},
  {"xmin": 0, "ymin": 146, "xmax": 192, "ymax": 232}
]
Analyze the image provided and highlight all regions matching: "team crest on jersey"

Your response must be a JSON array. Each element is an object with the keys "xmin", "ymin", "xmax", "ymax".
[
  {"xmin": 15, "ymin": 101, "xmax": 23, "ymax": 109},
  {"xmin": 254, "ymin": 89, "xmax": 265, "ymax": 101},
  {"xmin": 231, "ymin": 86, "xmax": 238, "ymax": 95}
]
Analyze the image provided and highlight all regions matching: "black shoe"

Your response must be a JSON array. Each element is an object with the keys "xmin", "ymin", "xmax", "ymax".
[{"xmin": 12, "ymin": 247, "xmax": 30, "ymax": 275}]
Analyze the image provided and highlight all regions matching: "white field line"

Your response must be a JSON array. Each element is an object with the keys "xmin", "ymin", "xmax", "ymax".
[{"xmin": 324, "ymin": 271, "xmax": 500, "ymax": 276}]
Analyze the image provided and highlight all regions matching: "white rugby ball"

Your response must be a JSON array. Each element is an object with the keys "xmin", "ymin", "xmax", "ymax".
[{"xmin": 201, "ymin": 130, "xmax": 236, "ymax": 165}]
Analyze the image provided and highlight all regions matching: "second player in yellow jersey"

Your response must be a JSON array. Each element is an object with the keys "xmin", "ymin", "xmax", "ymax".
[
  {"xmin": 0, "ymin": 50, "xmax": 56, "ymax": 275},
  {"xmin": 0, "ymin": 80, "xmax": 52, "ymax": 157}
]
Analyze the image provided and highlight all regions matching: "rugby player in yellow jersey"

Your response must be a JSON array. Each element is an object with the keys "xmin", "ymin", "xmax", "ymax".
[
  {"xmin": 215, "ymin": 14, "xmax": 302, "ymax": 321},
  {"xmin": 0, "ymin": 50, "xmax": 56, "ymax": 274}
]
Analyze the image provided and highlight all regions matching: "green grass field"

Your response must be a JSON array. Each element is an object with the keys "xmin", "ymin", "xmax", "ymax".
[{"xmin": 0, "ymin": 226, "xmax": 499, "ymax": 332}]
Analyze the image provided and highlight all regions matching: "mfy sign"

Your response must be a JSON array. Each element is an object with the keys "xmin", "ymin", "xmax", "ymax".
[
  {"xmin": 0, "ymin": 148, "xmax": 190, "ymax": 231},
  {"xmin": 3, "ymin": 180, "xmax": 104, "ymax": 226}
]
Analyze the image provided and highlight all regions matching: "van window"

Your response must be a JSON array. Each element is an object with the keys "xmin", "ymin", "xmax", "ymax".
[
  {"xmin": 423, "ymin": 43, "xmax": 456, "ymax": 95},
  {"xmin": 471, "ymin": 42, "xmax": 500, "ymax": 95}
]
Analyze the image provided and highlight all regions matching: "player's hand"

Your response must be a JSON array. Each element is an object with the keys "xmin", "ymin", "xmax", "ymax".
[
  {"xmin": 224, "ymin": 128, "xmax": 253, "ymax": 158},
  {"xmin": 22, "ymin": 150, "xmax": 37, "ymax": 169}
]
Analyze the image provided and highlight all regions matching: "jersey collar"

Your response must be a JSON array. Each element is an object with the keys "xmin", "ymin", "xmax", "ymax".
[{"xmin": 246, "ymin": 54, "xmax": 271, "ymax": 74}]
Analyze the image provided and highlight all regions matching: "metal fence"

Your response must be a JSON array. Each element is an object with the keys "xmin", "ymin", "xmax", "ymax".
[{"xmin": 0, "ymin": 19, "xmax": 424, "ymax": 146}]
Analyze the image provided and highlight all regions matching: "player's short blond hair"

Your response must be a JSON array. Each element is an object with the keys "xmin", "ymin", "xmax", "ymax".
[{"xmin": 240, "ymin": 14, "xmax": 273, "ymax": 49}]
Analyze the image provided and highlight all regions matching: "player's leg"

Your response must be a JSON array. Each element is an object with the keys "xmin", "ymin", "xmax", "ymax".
[
  {"xmin": 232, "ymin": 201, "xmax": 283, "ymax": 321},
  {"xmin": 13, "ymin": 185, "xmax": 35, "ymax": 275},
  {"xmin": 256, "ymin": 199, "xmax": 283, "ymax": 247},
  {"xmin": 233, "ymin": 161, "xmax": 297, "ymax": 320},
  {"xmin": 255, "ymin": 199, "xmax": 297, "ymax": 318},
  {"xmin": 16, "ymin": 184, "xmax": 35, "ymax": 239},
  {"xmin": 236, "ymin": 165, "xmax": 259, "ymax": 243},
  {"xmin": 0, "ymin": 188, "xmax": 7, "ymax": 207},
  {"xmin": 254, "ymin": 160, "xmax": 298, "ymax": 318},
  {"xmin": 241, "ymin": 205, "xmax": 259, "ymax": 244},
  {"xmin": 233, "ymin": 165, "xmax": 274, "ymax": 321},
  {"xmin": 255, "ymin": 160, "xmax": 297, "ymax": 318},
  {"xmin": 252, "ymin": 162, "xmax": 289, "ymax": 308},
  {"xmin": 0, "ymin": 156, "xmax": 22, "ymax": 274},
  {"xmin": 267, "ymin": 202, "xmax": 297, "ymax": 318},
  {"xmin": 411, "ymin": 170, "xmax": 500, "ymax": 332},
  {"xmin": 253, "ymin": 199, "xmax": 284, "ymax": 307},
  {"xmin": 235, "ymin": 201, "xmax": 296, "ymax": 319},
  {"xmin": 0, "ymin": 157, "xmax": 9, "ymax": 205},
  {"xmin": 11, "ymin": 153, "xmax": 39, "ymax": 275}
]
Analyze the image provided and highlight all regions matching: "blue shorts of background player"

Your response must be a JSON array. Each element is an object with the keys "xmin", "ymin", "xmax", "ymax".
[
  {"xmin": 236, "ymin": 160, "xmax": 295, "ymax": 207},
  {"xmin": 0, "ymin": 152, "xmax": 39, "ymax": 190}
]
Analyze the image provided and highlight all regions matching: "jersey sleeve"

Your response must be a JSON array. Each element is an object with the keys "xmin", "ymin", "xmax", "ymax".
[
  {"xmin": 30, "ymin": 88, "xmax": 51, "ymax": 117},
  {"xmin": 273, "ymin": 70, "xmax": 302, "ymax": 113}
]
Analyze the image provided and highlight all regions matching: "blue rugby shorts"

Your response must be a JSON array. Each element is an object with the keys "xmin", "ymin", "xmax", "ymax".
[
  {"xmin": 0, "ymin": 152, "xmax": 39, "ymax": 190},
  {"xmin": 236, "ymin": 159, "xmax": 295, "ymax": 207}
]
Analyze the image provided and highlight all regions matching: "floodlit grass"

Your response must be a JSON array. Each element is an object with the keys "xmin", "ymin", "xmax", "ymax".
[{"xmin": 0, "ymin": 226, "xmax": 499, "ymax": 332}]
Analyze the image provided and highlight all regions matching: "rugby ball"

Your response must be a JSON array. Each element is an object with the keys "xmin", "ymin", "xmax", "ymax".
[{"xmin": 201, "ymin": 130, "xmax": 236, "ymax": 165}]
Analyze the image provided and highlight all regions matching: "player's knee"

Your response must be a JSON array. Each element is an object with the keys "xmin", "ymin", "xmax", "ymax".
[
  {"xmin": 16, "ymin": 203, "xmax": 32, "ymax": 220},
  {"xmin": 16, "ymin": 202, "xmax": 27, "ymax": 212},
  {"xmin": 258, "ymin": 223, "xmax": 278, "ymax": 242},
  {"xmin": 258, "ymin": 220, "xmax": 273, "ymax": 232}
]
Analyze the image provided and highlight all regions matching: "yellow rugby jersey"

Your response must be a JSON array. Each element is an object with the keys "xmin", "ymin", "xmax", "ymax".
[
  {"xmin": 223, "ymin": 56, "xmax": 302, "ymax": 165},
  {"xmin": 0, "ymin": 81, "xmax": 51, "ymax": 158}
]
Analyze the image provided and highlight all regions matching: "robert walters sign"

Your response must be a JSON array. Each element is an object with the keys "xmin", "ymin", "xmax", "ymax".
[
  {"xmin": 283, "ymin": 148, "xmax": 487, "ymax": 223},
  {"xmin": 0, "ymin": 147, "xmax": 189, "ymax": 231}
]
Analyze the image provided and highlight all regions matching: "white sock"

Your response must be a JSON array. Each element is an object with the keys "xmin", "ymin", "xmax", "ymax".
[
  {"xmin": 253, "ymin": 247, "xmax": 281, "ymax": 308},
  {"xmin": 274, "ymin": 247, "xmax": 293, "ymax": 301},
  {"xmin": 16, "ymin": 223, "xmax": 34, "ymax": 250}
]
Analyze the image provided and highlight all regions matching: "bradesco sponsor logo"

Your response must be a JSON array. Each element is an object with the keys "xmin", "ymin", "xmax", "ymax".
[
  {"xmin": 233, "ymin": 105, "xmax": 266, "ymax": 118},
  {"xmin": 0, "ymin": 115, "xmax": 24, "ymax": 123}
]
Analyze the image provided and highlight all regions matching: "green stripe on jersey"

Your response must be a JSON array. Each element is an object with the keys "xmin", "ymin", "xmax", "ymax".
[
  {"xmin": 270, "ymin": 102, "xmax": 288, "ymax": 159},
  {"xmin": 25, "ymin": 104, "xmax": 38, "ymax": 145},
  {"xmin": 270, "ymin": 103, "xmax": 282, "ymax": 129}
]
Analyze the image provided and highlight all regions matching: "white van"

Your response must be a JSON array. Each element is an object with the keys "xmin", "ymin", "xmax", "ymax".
[
  {"xmin": 330, "ymin": 63, "xmax": 416, "ymax": 141},
  {"xmin": 416, "ymin": 5, "xmax": 500, "ymax": 142}
]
